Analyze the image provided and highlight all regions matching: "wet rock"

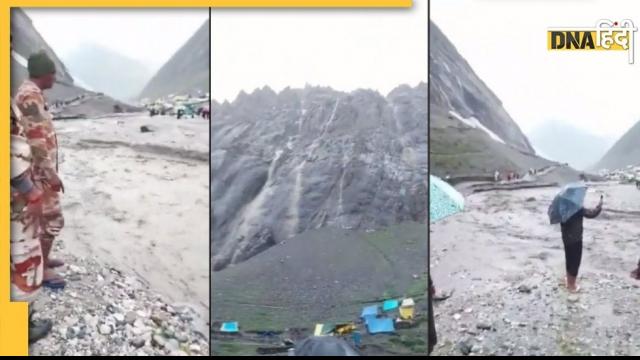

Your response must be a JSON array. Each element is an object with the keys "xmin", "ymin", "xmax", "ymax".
[
  {"xmin": 125, "ymin": 312, "xmax": 137, "ymax": 325},
  {"xmin": 526, "ymin": 197, "xmax": 536, "ymax": 202},
  {"xmin": 76, "ymin": 326, "xmax": 87, "ymax": 339},
  {"xmin": 66, "ymin": 326, "xmax": 79, "ymax": 339},
  {"xmin": 458, "ymin": 340, "xmax": 473, "ymax": 355},
  {"xmin": 113, "ymin": 313, "xmax": 125, "ymax": 325},
  {"xmin": 99, "ymin": 324, "xmax": 113, "ymax": 335},
  {"xmin": 151, "ymin": 313, "xmax": 167, "ymax": 327},
  {"xmin": 476, "ymin": 322, "xmax": 493, "ymax": 331},
  {"xmin": 68, "ymin": 274, "xmax": 82, "ymax": 281},
  {"xmin": 517, "ymin": 284, "xmax": 533, "ymax": 293},
  {"xmin": 164, "ymin": 328, "xmax": 175, "ymax": 339},
  {"xmin": 68, "ymin": 265, "xmax": 86, "ymax": 274},
  {"xmin": 130, "ymin": 337, "xmax": 146, "ymax": 349},
  {"xmin": 140, "ymin": 125, "xmax": 153, "ymax": 133},
  {"xmin": 133, "ymin": 319, "xmax": 146, "ymax": 330},
  {"xmin": 166, "ymin": 339, "xmax": 180, "ymax": 352},
  {"xmin": 189, "ymin": 344, "xmax": 201, "ymax": 354},
  {"xmin": 152, "ymin": 334, "xmax": 167, "ymax": 349}
]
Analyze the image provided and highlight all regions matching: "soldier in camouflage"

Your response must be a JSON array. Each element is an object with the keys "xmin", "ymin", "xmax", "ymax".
[
  {"xmin": 11, "ymin": 99, "xmax": 54, "ymax": 344},
  {"xmin": 14, "ymin": 51, "xmax": 66, "ymax": 289}
]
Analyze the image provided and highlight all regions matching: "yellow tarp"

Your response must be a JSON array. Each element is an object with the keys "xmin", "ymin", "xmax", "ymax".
[
  {"xmin": 399, "ymin": 298, "xmax": 415, "ymax": 320},
  {"xmin": 314, "ymin": 324, "xmax": 325, "ymax": 336},
  {"xmin": 335, "ymin": 323, "xmax": 357, "ymax": 335}
]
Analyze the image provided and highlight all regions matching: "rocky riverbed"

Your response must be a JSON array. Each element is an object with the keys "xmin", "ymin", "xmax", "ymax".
[{"xmin": 29, "ymin": 242, "xmax": 209, "ymax": 356}]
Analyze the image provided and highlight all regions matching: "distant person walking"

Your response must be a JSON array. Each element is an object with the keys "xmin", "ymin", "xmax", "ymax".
[
  {"xmin": 560, "ymin": 195, "xmax": 603, "ymax": 292},
  {"xmin": 15, "ymin": 51, "xmax": 66, "ymax": 289}
]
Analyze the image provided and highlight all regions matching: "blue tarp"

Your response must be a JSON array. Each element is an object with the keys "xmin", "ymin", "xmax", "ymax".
[
  {"xmin": 352, "ymin": 332, "xmax": 362, "ymax": 347},
  {"xmin": 220, "ymin": 322, "xmax": 239, "ymax": 333},
  {"xmin": 361, "ymin": 305, "xmax": 378, "ymax": 319},
  {"xmin": 382, "ymin": 299, "xmax": 399, "ymax": 311},
  {"xmin": 366, "ymin": 317, "xmax": 395, "ymax": 334}
]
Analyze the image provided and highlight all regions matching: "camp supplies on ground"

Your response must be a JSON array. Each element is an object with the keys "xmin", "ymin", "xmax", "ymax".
[
  {"xmin": 220, "ymin": 322, "xmax": 239, "ymax": 333},
  {"xmin": 399, "ymin": 298, "xmax": 415, "ymax": 320}
]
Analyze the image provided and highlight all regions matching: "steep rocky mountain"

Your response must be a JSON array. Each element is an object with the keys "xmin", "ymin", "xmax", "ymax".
[
  {"xmin": 63, "ymin": 43, "xmax": 152, "ymax": 101},
  {"xmin": 11, "ymin": 8, "xmax": 83, "ymax": 101},
  {"xmin": 11, "ymin": 8, "xmax": 138, "ymax": 116},
  {"xmin": 594, "ymin": 120, "xmax": 640, "ymax": 170},
  {"xmin": 430, "ymin": 21, "xmax": 533, "ymax": 154},
  {"xmin": 211, "ymin": 83, "xmax": 428, "ymax": 271},
  {"xmin": 138, "ymin": 19, "xmax": 209, "ymax": 100},
  {"xmin": 527, "ymin": 120, "xmax": 614, "ymax": 171},
  {"xmin": 429, "ymin": 21, "xmax": 562, "ymax": 177}
]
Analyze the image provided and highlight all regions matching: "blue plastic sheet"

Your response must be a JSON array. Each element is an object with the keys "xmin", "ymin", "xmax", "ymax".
[
  {"xmin": 382, "ymin": 299, "xmax": 399, "ymax": 311},
  {"xmin": 366, "ymin": 317, "xmax": 395, "ymax": 334},
  {"xmin": 220, "ymin": 322, "xmax": 239, "ymax": 333}
]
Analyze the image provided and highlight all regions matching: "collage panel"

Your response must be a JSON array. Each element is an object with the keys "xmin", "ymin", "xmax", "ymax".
[
  {"xmin": 210, "ymin": 4, "xmax": 429, "ymax": 356},
  {"xmin": 429, "ymin": 0, "xmax": 640, "ymax": 356},
  {"xmin": 10, "ymin": 8, "xmax": 210, "ymax": 356},
  {"xmin": 5, "ymin": 0, "xmax": 640, "ymax": 357}
]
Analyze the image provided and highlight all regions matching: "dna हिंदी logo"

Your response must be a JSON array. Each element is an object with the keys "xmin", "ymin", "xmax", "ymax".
[{"xmin": 547, "ymin": 19, "xmax": 638, "ymax": 64}]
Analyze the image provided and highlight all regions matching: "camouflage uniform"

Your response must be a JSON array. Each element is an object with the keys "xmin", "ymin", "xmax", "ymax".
[
  {"xmin": 14, "ymin": 80, "xmax": 64, "ymax": 263},
  {"xmin": 10, "ymin": 100, "xmax": 44, "ymax": 303}
]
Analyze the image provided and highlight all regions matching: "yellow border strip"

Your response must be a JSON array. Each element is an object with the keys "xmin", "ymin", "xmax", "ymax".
[
  {"xmin": 2, "ymin": 5, "xmax": 30, "ymax": 355},
  {"xmin": 4, "ymin": 0, "xmax": 411, "ymax": 7},
  {"xmin": 1, "ymin": 0, "xmax": 411, "ymax": 356}
]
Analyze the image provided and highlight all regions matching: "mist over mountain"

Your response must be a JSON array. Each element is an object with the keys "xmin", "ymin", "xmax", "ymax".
[
  {"xmin": 527, "ymin": 120, "xmax": 614, "ymax": 171},
  {"xmin": 63, "ymin": 43, "xmax": 152, "ymax": 101}
]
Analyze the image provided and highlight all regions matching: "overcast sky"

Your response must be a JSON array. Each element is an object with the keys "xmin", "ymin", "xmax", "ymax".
[
  {"xmin": 24, "ymin": 8, "xmax": 209, "ymax": 73},
  {"xmin": 211, "ymin": 2, "xmax": 428, "ymax": 103},
  {"xmin": 432, "ymin": 0, "xmax": 640, "ymax": 140}
]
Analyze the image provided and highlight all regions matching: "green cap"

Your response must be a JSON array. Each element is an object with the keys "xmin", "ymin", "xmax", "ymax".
[{"xmin": 28, "ymin": 50, "xmax": 56, "ymax": 78}]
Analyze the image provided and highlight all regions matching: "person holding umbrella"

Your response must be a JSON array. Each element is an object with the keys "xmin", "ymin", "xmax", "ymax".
[
  {"xmin": 429, "ymin": 175, "xmax": 465, "ymax": 355},
  {"xmin": 548, "ymin": 182, "xmax": 603, "ymax": 293}
]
